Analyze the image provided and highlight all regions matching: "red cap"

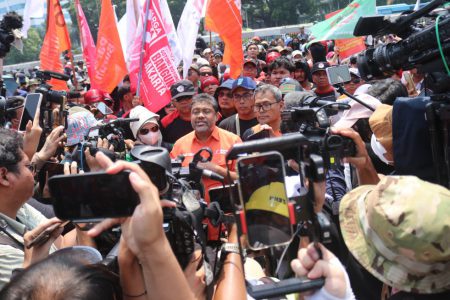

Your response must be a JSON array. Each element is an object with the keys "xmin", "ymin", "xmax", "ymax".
[
  {"xmin": 84, "ymin": 89, "xmax": 103, "ymax": 104},
  {"xmin": 201, "ymin": 76, "xmax": 219, "ymax": 90},
  {"xmin": 243, "ymin": 58, "xmax": 258, "ymax": 67},
  {"xmin": 252, "ymin": 36, "xmax": 261, "ymax": 42},
  {"xmin": 266, "ymin": 51, "xmax": 281, "ymax": 64}
]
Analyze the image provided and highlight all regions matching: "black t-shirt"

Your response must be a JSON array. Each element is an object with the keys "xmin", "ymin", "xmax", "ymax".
[
  {"xmin": 161, "ymin": 117, "xmax": 193, "ymax": 145},
  {"xmin": 218, "ymin": 114, "xmax": 258, "ymax": 138}
]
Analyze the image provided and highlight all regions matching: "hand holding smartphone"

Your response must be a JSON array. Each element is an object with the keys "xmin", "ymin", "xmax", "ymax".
[
  {"xmin": 26, "ymin": 221, "xmax": 70, "ymax": 249},
  {"xmin": 19, "ymin": 93, "xmax": 43, "ymax": 132}
]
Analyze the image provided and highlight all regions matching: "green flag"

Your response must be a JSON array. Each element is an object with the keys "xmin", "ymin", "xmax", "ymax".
[{"xmin": 309, "ymin": 0, "xmax": 376, "ymax": 43}]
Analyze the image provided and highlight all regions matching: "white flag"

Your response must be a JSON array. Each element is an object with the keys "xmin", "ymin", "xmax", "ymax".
[
  {"xmin": 177, "ymin": 0, "xmax": 206, "ymax": 78},
  {"xmin": 22, "ymin": 0, "xmax": 46, "ymax": 38},
  {"xmin": 159, "ymin": 0, "xmax": 182, "ymax": 68}
]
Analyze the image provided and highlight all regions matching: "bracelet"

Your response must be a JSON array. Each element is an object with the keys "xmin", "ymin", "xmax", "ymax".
[{"xmin": 123, "ymin": 290, "xmax": 147, "ymax": 298}]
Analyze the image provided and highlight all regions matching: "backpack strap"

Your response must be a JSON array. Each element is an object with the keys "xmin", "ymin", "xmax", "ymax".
[{"xmin": 0, "ymin": 218, "xmax": 24, "ymax": 251}]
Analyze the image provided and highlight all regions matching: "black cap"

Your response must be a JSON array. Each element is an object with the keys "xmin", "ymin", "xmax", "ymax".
[
  {"xmin": 311, "ymin": 61, "xmax": 330, "ymax": 74},
  {"xmin": 170, "ymin": 80, "xmax": 195, "ymax": 100}
]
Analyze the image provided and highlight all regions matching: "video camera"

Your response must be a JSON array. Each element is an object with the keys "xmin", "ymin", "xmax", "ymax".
[
  {"xmin": 281, "ymin": 92, "xmax": 355, "ymax": 170},
  {"xmin": 354, "ymin": 0, "xmax": 450, "ymax": 188}
]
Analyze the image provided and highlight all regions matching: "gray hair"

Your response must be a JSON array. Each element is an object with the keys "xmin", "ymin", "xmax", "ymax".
[
  {"xmin": 254, "ymin": 84, "xmax": 282, "ymax": 102},
  {"xmin": 192, "ymin": 93, "xmax": 219, "ymax": 112}
]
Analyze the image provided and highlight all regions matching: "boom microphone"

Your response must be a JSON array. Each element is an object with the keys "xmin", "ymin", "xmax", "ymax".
[{"xmin": 42, "ymin": 70, "xmax": 70, "ymax": 81}]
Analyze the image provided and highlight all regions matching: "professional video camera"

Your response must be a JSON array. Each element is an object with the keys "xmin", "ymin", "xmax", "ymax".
[
  {"xmin": 354, "ymin": 0, "xmax": 450, "ymax": 188},
  {"xmin": 280, "ymin": 92, "xmax": 355, "ymax": 170},
  {"xmin": 354, "ymin": 0, "xmax": 450, "ymax": 92},
  {"xmin": 34, "ymin": 70, "xmax": 82, "ymax": 135}
]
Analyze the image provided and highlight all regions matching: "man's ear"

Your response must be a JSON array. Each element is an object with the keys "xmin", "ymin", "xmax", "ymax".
[{"xmin": 0, "ymin": 168, "xmax": 10, "ymax": 187}]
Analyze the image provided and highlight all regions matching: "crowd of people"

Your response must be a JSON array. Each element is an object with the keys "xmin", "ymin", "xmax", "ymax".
[{"xmin": 0, "ymin": 26, "xmax": 449, "ymax": 300}]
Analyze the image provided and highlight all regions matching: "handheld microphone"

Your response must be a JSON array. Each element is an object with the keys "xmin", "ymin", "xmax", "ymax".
[{"xmin": 201, "ymin": 169, "xmax": 224, "ymax": 182}]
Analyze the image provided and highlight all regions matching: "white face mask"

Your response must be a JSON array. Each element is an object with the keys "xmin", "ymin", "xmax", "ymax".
[
  {"xmin": 139, "ymin": 131, "xmax": 162, "ymax": 146},
  {"xmin": 370, "ymin": 134, "xmax": 393, "ymax": 165}
]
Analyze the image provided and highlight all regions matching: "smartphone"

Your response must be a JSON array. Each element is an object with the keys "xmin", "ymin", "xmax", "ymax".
[
  {"xmin": 246, "ymin": 129, "xmax": 270, "ymax": 141},
  {"xmin": 209, "ymin": 184, "xmax": 239, "ymax": 214},
  {"xmin": 26, "ymin": 221, "xmax": 70, "ymax": 249},
  {"xmin": 19, "ymin": 93, "xmax": 43, "ymax": 131},
  {"xmin": 237, "ymin": 151, "xmax": 293, "ymax": 250},
  {"xmin": 326, "ymin": 65, "xmax": 351, "ymax": 86},
  {"xmin": 38, "ymin": 162, "xmax": 65, "ymax": 194},
  {"xmin": 49, "ymin": 171, "xmax": 140, "ymax": 222}
]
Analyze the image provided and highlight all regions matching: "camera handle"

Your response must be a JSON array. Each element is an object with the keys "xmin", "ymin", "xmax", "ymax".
[{"xmin": 334, "ymin": 85, "xmax": 375, "ymax": 111}]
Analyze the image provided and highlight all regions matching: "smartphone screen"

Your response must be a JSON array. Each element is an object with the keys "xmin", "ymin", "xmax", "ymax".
[
  {"xmin": 49, "ymin": 171, "xmax": 140, "ymax": 222},
  {"xmin": 209, "ymin": 184, "xmax": 239, "ymax": 214},
  {"xmin": 326, "ymin": 65, "xmax": 351, "ymax": 86},
  {"xmin": 19, "ymin": 93, "xmax": 42, "ymax": 131},
  {"xmin": 237, "ymin": 151, "xmax": 293, "ymax": 250}
]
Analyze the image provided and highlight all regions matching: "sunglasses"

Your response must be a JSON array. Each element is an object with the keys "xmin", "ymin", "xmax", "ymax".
[
  {"xmin": 165, "ymin": 103, "xmax": 175, "ymax": 108},
  {"xmin": 200, "ymin": 72, "xmax": 213, "ymax": 76},
  {"xmin": 346, "ymin": 78, "xmax": 361, "ymax": 84},
  {"xmin": 139, "ymin": 126, "xmax": 159, "ymax": 135}
]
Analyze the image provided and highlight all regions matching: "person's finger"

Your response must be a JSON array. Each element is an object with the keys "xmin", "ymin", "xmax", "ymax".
[
  {"xmin": 24, "ymin": 218, "xmax": 61, "ymax": 243},
  {"xmin": 71, "ymin": 161, "xmax": 78, "ymax": 174},
  {"xmin": 107, "ymin": 160, "xmax": 151, "ymax": 184},
  {"xmin": 291, "ymin": 258, "xmax": 309, "ymax": 277},
  {"xmin": 87, "ymin": 218, "xmax": 123, "ymax": 237},
  {"xmin": 97, "ymin": 137, "xmax": 103, "ymax": 148},
  {"xmin": 307, "ymin": 260, "xmax": 331, "ymax": 280},
  {"xmin": 128, "ymin": 171, "xmax": 157, "ymax": 200},
  {"xmin": 109, "ymin": 144, "xmax": 114, "ymax": 151},
  {"xmin": 33, "ymin": 108, "xmax": 41, "ymax": 125},
  {"xmin": 102, "ymin": 138, "xmax": 109, "ymax": 149},
  {"xmin": 95, "ymin": 151, "xmax": 114, "ymax": 169},
  {"xmin": 160, "ymin": 199, "xmax": 177, "ymax": 208},
  {"xmin": 25, "ymin": 120, "xmax": 32, "ymax": 133},
  {"xmin": 64, "ymin": 162, "xmax": 70, "ymax": 175},
  {"xmin": 298, "ymin": 247, "xmax": 316, "ymax": 271}
]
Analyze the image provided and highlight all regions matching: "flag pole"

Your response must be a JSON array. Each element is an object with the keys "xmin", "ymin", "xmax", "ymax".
[{"xmin": 136, "ymin": 0, "xmax": 151, "ymax": 98}]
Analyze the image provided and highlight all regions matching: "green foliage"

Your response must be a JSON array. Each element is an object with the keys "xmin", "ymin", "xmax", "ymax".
[{"xmin": 4, "ymin": 28, "xmax": 42, "ymax": 65}]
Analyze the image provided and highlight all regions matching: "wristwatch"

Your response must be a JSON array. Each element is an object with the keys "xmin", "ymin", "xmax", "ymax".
[{"xmin": 221, "ymin": 243, "xmax": 240, "ymax": 255}]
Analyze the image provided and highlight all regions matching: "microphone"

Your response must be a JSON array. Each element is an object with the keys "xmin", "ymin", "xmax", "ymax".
[
  {"xmin": 42, "ymin": 70, "xmax": 70, "ymax": 81},
  {"xmin": 201, "ymin": 169, "xmax": 224, "ymax": 182}
]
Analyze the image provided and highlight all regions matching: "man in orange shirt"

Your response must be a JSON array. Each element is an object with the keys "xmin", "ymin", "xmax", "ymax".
[{"xmin": 170, "ymin": 93, "xmax": 242, "ymax": 201}]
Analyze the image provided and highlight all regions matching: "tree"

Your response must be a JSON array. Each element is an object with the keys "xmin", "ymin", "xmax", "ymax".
[{"xmin": 4, "ymin": 27, "xmax": 42, "ymax": 65}]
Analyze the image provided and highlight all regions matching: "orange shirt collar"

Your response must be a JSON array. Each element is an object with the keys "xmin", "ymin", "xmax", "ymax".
[{"xmin": 194, "ymin": 125, "xmax": 220, "ymax": 143}]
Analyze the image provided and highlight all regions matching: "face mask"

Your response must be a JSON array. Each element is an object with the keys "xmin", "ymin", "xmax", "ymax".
[
  {"xmin": 370, "ymin": 134, "xmax": 393, "ymax": 165},
  {"xmin": 139, "ymin": 131, "xmax": 162, "ymax": 146}
]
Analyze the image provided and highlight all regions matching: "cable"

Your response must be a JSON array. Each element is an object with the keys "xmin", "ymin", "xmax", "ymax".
[{"xmin": 435, "ymin": 15, "xmax": 450, "ymax": 75}]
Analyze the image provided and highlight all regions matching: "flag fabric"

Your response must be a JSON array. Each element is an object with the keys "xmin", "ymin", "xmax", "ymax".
[
  {"xmin": 177, "ymin": 0, "xmax": 206, "ymax": 78},
  {"xmin": 39, "ymin": 0, "xmax": 69, "ymax": 90},
  {"xmin": 335, "ymin": 37, "xmax": 366, "ymax": 60},
  {"xmin": 159, "ymin": 0, "xmax": 182, "ymax": 68},
  {"xmin": 205, "ymin": 0, "xmax": 244, "ymax": 79},
  {"xmin": 75, "ymin": 0, "xmax": 97, "ymax": 88},
  {"xmin": 308, "ymin": 0, "xmax": 376, "ymax": 43},
  {"xmin": 23, "ymin": 0, "xmax": 46, "ymax": 38},
  {"xmin": 94, "ymin": 0, "xmax": 128, "ymax": 93},
  {"xmin": 128, "ymin": 0, "xmax": 180, "ymax": 113}
]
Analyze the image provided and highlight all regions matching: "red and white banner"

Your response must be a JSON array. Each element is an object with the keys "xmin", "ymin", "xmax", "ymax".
[
  {"xmin": 75, "ymin": 0, "xmax": 97, "ymax": 88},
  {"xmin": 129, "ymin": 0, "xmax": 180, "ymax": 113}
]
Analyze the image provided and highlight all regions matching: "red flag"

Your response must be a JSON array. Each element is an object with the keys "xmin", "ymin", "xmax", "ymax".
[
  {"xmin": 94, "ymin": 0, "xmax": 128, "ymax": 93},
  {"xmin": 205, "ymin": 0, "xmax": 243, "ymax": 79},
  {"xmin": 129, "ymin": 0, "xmax": 180, "ymax": 113},
  {"xmin": 40, "ymin": 0, "xmax": 69, "ymax": 90},
  {"xmin": 75, "ymin": 0, "xmax": 97, "ymax": 88}
]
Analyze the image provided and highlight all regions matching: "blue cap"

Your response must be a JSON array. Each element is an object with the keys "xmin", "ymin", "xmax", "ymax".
[{"xmin": 232, "ymin": 77, "xmax": 256, "ymax": 92}]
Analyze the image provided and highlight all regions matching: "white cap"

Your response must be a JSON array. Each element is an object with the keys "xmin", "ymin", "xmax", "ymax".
[{"xmin": 333, "ymin": 94, "xmax": 381, "ymax": 128}]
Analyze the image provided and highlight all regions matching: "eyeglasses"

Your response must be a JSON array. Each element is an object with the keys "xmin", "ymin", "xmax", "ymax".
[
  {"xmin": 165, "ymin": 103, "xmax": 175, "ymax": 109},
  {"xmin": 345, "ymin": 78, "xmax": 361, "ymax": 84},
  {"xmin": 253, "ymin": 102, "xmax": 279, "ymax": 112},
  {"xmin": 218, "ymin": 91, "xmax": 232, "ymax": 98},
  {"xmin": 192, "ymin": 108, "xmax": 215, "ymax": 116},
  {"xmin": 200, "ymin": 72, "xmax": 213, "ymax": 76},
  {"xmin": 233, "ymin": 93, "xmax": 253, "ymax": 102},
  {"xmin": 139, "ymin": 126, "xmax": 159, "ymax": 135},
  {"xmin": 24, "ymin": 163, "xmax": 36, "ymax": 174}
]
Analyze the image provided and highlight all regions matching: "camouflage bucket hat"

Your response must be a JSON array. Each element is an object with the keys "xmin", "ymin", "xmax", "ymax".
[{"xmin": 339, "ymin": 176, "xmax": 450, "ymax": 294}]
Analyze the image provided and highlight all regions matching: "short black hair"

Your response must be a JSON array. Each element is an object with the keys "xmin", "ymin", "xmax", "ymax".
[
  {"xmin": 246, "ymin": 42, "xmax": 258, "ymax": 51},
  {"xmin": 268, "ymin": 57, "xmax": 295, "ymax": 73},
  {"xmin": 0, "ymin": 128, "xmax": 23, "ymax": 174},
  {"xmin": 192, "ymin": 93, "xmax": 219, "ymax": 112},
  {"xmin": 117, "ymin": 85, "xmax": 131, "ymax": 101},
  {"xmin": 294, "ymin": 61, "xmax": 312, "ymax": 82},
  {"xmin": 367, "ymin": 79, "xmax": 408, "ymax": 105}
]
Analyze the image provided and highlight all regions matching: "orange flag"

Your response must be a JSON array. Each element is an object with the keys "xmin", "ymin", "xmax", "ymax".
[
  {"xmin": 94, "ymin": 0, "xmax": 127, "ymax": 93},
  {"xmin": 205, "ymin": 0, "xmax": 243, "ymax": 79},
  {"xmin": 40, "ymin": 0, "xmax": 69, "ymax": 90}
]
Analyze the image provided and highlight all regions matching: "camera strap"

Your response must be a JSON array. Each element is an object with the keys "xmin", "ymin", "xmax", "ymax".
[{"xmin": 0, "ymin": 218, "xmax": 24, "ymax": 251}]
